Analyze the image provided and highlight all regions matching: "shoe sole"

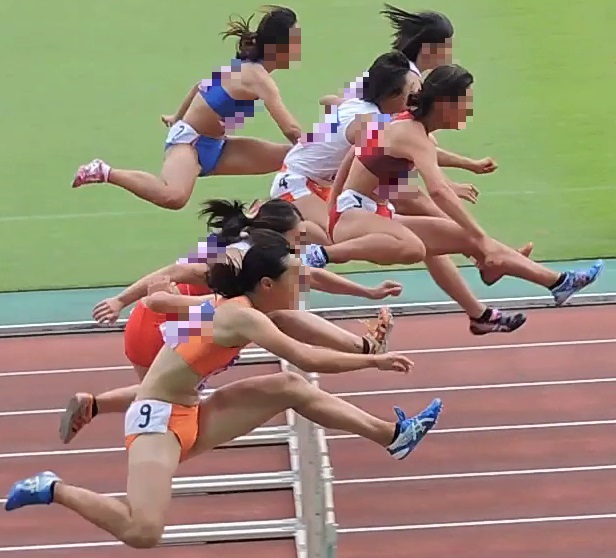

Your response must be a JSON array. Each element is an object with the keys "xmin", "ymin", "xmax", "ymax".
[
  {"xmin": 470, "ymin": 313, "xmax": 527, "ymax": 336},
  {"xmin": 59, "ymin": 396, "xmax": 86, "ymax": 444}
]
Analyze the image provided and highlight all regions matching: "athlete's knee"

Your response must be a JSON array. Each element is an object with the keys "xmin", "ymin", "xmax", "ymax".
[
  {"xmin": 397, "ymin": 238, "xmax": 426, "ymax": 263},
  {"xmin": 279, "ymin": 370, "xmax": 308, "ymax": 391},
  {"xmin": 123, "ymin": 519, "xmax": 164, "ymax": 549},
  {"xmin": 159, "ymin": 188, "xmax": 191, "ymax": 210}
]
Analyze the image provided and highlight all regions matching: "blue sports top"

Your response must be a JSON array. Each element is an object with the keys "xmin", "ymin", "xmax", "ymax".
[{"xmin": 199, "ymin": 59, "xmax": 259, "ymax": 120}]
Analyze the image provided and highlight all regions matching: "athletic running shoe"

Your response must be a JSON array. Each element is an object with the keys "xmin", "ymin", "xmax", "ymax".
[
  {"xmin": 361, "ymin": 306, "xmax": 394, "ymax": 354},
  {"xmin": 59, "ymin": 393, "xmax": 94, "ymax": 444},
  {"xmin": 71, "ymin": 159, "xmax": 110, "ymax": 188},
  {"xmin": 551, "ymin": 260, "xmax": 604, "ymax": 306},
  {"xmin": 469, "ymin": 308, "xmax": 526, "ymax": 336},
  {"xmin": 5, "ymin": 471, "xmax": 60, "ymax": 511},
  {"xmin": 300, "ymin": 244, "xmax": 328, "ymax": 268},
  {"xmin": 387, "ymin": 399, "xmax": 443, "ymax": 460}
]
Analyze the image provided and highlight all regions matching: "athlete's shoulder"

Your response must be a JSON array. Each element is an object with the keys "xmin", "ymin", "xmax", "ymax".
[
  {"xmin": 215, "ymin": 295, "xmax": 254, "ymax": 310},
  {"xmin": 338, "ymin": 98, "xmax": 380, "ymax": 114}
]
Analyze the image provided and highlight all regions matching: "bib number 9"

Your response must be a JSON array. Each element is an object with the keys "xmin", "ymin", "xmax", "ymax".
[
  {"xmin": 124, "ymin": 399, "xmax": 172, "ymax": 437},
  {"xmin": 137, "ymin": 403, "xmax": 152, "ymax": 428}
]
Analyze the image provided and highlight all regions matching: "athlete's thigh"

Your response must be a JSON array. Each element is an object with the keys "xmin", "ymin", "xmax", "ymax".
[
  {"xmin": 293, "ymin": 195, "xmax": 330, "ymax": 244},
  {"xmin": 394, "ymin": 215, "xmax": 472, "ymax": 256},
  {"xmin": 210, "ymin": 137, "xmax": 291, "ymax": 176},
  {"xmin": 392, "ymin": 193, "xmax": 448, "ymax": 219},
  {"xmin": 335, "ymin": 208, "xmax": 417, "ymax": 243},
  {"xmin": 160, "ymin": 144, "xmax": 201, "ymax": 189},
  {"xmin": 188, "ymin": 373, "xmax": 298, "ymax": 458},
  {"xmin": 125, "ymin": 431, "xmax": 181, "ymax": 525},
  {"xmin": 293, "ymin": 194, "xmax": 328, "ymax": 229}
]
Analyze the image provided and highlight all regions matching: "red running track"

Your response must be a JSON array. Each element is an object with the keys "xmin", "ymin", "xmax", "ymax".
[{"xmin": 0, "ymin": 305, "xmax": 615, "ymax": 557}]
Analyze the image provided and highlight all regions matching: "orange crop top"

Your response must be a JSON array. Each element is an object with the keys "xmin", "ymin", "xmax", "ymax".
[{"xmin": 163, "ymin": 295, "xmax": 252, "ymax": 381}]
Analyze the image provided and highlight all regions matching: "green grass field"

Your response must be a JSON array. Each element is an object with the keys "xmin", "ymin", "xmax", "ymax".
[{"xmin": 0, "ymin": 0, "xmax": 614, "ymax": 291}]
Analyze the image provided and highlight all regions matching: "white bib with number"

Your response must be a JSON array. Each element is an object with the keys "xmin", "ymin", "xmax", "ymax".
[{"xmin": 125, "ymin": 399, "xmax": 173, "ymax": 437}]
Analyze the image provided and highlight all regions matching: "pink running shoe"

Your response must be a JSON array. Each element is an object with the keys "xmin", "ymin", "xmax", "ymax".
[{"xmin": 71, "ymin": 159, "xmax": 111, "ymax": 188}]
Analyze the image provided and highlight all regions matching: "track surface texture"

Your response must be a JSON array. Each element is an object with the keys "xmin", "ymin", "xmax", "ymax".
[{"xmin": 1, "ymin": 305, "xmax": 615, "ymax": 557}]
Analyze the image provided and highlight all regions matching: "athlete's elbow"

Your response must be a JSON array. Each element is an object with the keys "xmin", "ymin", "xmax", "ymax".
[
  {"xmin": 142, "ymin": 292, "xmax": 170, "ymax": 313},
  {"xmin": 283, "ymin": 125, "xmax": 302, "ymax": 144},
  {"xmin": 427, "ymin": 183, "xmax": 449, "ymax": 200}
]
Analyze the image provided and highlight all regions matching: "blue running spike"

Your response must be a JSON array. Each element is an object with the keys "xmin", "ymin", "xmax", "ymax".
[
  {"xmin": 552, "ymin": 260, "xmax": 604, "ymax": 306},
  {"xmin": 5, "ymin": 471, "xmax": 60, "ymax": 511},
  {"xmin": 387, "ymin": 398, "xmax": 443, "ymax": 460}
]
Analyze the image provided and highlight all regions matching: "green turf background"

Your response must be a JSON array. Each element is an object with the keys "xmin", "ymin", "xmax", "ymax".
[{"xmin": 0, "ymin": 0, "xmax": 614, "ymax": 291}]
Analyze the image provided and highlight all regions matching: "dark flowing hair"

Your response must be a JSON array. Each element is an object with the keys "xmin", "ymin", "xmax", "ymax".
[
  {"xmin": 408, "ymin": 64, "xmax": 473, "ymax": 118},
  {"xmin": 380, "ymin": 3, "xmax": 453, "ymax": 62},
  {"xmin": 198, "ymin": 198, "xmax": 303, "ymax": 244},
  {"xmin": 221, "ymin": 5, "xmax": 297, "ymax": 61},
  {"xmin": 206, "ymin": 229, "xmax": 292, "ymax": 298}
]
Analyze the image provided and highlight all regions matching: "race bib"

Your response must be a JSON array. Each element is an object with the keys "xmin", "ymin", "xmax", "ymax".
[{"xmin": 125, "ymin": 399, "xmax": 172, "ymax": 437}]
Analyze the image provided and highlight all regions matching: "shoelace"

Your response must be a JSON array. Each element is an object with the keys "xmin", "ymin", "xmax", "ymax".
[{"xmin": 405, "ymin": 416, "xmax": 434, "ymax": 442}]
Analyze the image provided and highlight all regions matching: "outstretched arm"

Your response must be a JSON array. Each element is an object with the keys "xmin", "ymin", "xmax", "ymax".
[
  {"xmin": 142, "ymin": 292, "xmax": 215, "ymax": 314},
  {"xmin": 399, "ymin": 126, "xmax": 487, "ymax": 239},
  {"xmin": 251, "ymin": 71, "xmax": 302, "ymax": 144},
  {"xmin": 162, "ymin": 82, "xmax": 200, "ymax": 126},
  {"xmin": 226, "ymin": 306, "xmax": 410, "ymax": 374},
  {"xmin": 113, "ymin": 263, "xmax": 207, "ymax": 308},
  {"xmin": 309, "ymin": 268, "xmax": 401, "ymax": 300},
  {"xmin": 436, "ymin": 147, "xmax": 497, "ymax": 175}
]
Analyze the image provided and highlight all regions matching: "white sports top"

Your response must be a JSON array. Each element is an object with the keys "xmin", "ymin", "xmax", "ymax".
[
  {"xmin": 283, "ymin": 98, "xmax": 381, "ymax": 182},
  {"xmin": 343, "ymin": 60, "xmax": 422, "ymax": 101}
]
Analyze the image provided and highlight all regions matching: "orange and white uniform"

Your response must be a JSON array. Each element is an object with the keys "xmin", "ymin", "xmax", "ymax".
[
  {"xmin": 123, "ymin": 239, "xmax": 251, "ymax": 369},
  {"xmin": 124, "ymin": 296, "xmax": 252, "ymax": 461},
  {"xmin": 124, "ymin": 282, "xmax": 212, "ymax": 369}
]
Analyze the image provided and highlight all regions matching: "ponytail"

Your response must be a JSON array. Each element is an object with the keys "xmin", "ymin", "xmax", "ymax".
[
  {"xmin": 221, "ymin": 14, "xmax": 259, "ymax": 60},
  {"xmin": 199, "ymin": 198, "xmax": 303, "ymax": 244},
  {"xmin": 199, "ymin": 199, "xmax": 250, "ymax": 243},
  {"xmin": 206, "ymin": 229, "xmax": 292, "ymax": 299},
  {"xmin": 221, "ymin": 6, "xmax": 297, "ymax": 61}
]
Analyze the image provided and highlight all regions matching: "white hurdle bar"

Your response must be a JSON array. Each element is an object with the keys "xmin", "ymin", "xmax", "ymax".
[{"xmin": 286, "ymin": 361, "xmax": 338, "ymax": 558}]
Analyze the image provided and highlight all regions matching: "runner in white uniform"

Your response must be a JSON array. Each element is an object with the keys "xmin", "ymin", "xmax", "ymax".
[
  {"xmin": 298, "ymin": 6, "xmax": 534, "ymax": 336},
  {"xmin": 270, "ymin": 51, "xmax": 415, "ymax": 244}
]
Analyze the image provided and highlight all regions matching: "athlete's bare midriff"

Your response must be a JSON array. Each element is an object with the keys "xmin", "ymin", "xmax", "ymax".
[
  {"xmin": 183, "ymin": 65, "xmax": 261, "ymax": 139},
  {"xmin": 343, "ymin": 158, "xmax": 389, "ymax": 203},
  {"xmin": 136, "ymin": 346, "xmax": 203, "ymax": 407},
  {"xmin": 183, "ymin": 96, "xmax": 227, "ymax": 139}
]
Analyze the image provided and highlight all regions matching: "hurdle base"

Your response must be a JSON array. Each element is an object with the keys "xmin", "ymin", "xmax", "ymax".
[{"xmin": 161, "ymin": 519, "xmax": 299, "ymax": 544}]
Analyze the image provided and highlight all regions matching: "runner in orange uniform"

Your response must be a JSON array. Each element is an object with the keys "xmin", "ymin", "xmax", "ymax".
[
  {"xmin": 59, "ymin": 198, "xmax": 402, "ymax": 443},
  {"xmin": 6, "ymin": 230, "xmax": 442, "ymax": 550}
]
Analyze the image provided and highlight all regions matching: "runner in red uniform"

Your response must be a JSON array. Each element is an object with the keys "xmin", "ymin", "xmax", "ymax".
[{"xmin": 302, "ymin": 64, "xmax": 603, "ymax": 314}]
